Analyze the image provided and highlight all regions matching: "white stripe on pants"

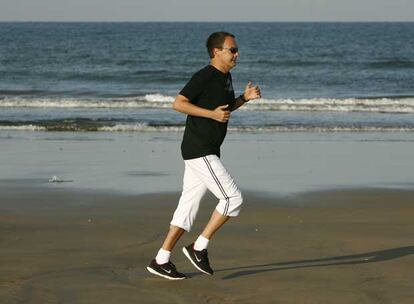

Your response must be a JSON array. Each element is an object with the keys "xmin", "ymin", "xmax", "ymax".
[{"xmin": 170, "ymin": 154, "xmax": 243, "ymax": 232}]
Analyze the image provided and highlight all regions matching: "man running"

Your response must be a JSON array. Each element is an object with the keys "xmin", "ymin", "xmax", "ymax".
[{"xmin": 147, "ymin": 31, "xmax": 261, "ymax": 280}]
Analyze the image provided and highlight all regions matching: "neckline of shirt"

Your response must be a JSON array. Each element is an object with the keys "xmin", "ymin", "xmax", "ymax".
[{"xmin": 208, "ymin": 64, "xmax": 230, "ymax": 76}]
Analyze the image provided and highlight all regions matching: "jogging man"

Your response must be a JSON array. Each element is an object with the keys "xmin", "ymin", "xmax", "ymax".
[{"xmin": 147, "ymin": 31, "xmax": 261, "ymax": 280}]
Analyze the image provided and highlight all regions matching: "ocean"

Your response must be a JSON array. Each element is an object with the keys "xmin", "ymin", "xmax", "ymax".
[{"xmin": 1, "ymin": 22, "xmax": 414, "ymax": 132}]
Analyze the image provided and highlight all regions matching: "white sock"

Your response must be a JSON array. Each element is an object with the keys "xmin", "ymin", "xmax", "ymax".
[
  {"xmin": 155, "ymin": 248, "xmax": 171, "ymax": 264},
  {"xmin": 194, "ymin": 235, "xmax": 210, "ymax": 251}
]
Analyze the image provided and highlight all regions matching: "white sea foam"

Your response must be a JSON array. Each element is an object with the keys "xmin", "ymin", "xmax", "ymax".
[
  {"xmin": 1, "ymin": 123, "xmax": 412, "ymax": 133},
  {"xmin": 1, "ymin": 95, "xmax": 414, "ymax": 113},
  {"xmin": 143, "ymin": 94, "xmax": 175, "ymax": 103},
  {"xmin": 243, "ymin": 97, "xmax": 414, "ymax": 113},
  {"xmin": 98, "ymin": 123, "xmax": 184, "ymax": 132},
  {"xmin": 0, "ymin": 95, "xmax": 175, "ymax": 109},
  {"xmin": 0, "ymin": 125, "xmax": 47, "ymax": 131},
  {"xmin": 227, "ymin": 126, "xmax": 414, "ymax": 133}
]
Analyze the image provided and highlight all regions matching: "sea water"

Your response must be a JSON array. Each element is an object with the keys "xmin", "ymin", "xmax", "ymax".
[{"xmin": 1, "ymin": 22, "xmax": 414, "ymax": 132}]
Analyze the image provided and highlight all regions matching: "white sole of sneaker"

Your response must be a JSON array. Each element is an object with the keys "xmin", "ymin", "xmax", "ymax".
[
  {"xmin": 182, "ymin": 247, "xmax": 213, "ymax": 275},
  {"xmin": 146, "ymin": 266, "xmax": 186, "ymax": 280}
]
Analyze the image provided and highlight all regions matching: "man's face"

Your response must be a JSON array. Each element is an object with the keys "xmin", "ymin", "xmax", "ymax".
[{"xmin": 215, "ymin": 36, "xmax": 239, "ymax": 70}]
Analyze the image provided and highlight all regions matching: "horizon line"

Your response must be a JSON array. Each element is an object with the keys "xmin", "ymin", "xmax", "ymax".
[{"xmin": 1, "ymin": 20, "xmax": 413, "ymax": 23}]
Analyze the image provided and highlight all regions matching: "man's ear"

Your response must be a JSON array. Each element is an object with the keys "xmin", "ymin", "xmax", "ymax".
[{"xmin": 213, "ymin": 48, "xmax": 220, "ymax": 58}]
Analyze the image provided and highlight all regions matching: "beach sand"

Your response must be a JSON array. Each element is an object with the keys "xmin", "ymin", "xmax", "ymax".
[{"xmin": 0, "ymin": 180, "xmax": 413, "ymax": 304}]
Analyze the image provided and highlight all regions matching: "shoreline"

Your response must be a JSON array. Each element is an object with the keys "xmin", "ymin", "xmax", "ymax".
[{"xmin": 1, "ymin": 130, "xmax": 414, "ymax": 196}]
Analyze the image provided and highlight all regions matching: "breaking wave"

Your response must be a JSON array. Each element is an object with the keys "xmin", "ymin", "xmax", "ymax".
[{"xmin": 1, "ymin": 94, "xmax": 414, "ymax": 113}]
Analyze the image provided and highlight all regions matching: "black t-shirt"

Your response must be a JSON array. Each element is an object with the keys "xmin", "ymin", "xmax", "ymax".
[{"xmin": 179, "ymin": 65, "xmax": 235, "ymax": 160}]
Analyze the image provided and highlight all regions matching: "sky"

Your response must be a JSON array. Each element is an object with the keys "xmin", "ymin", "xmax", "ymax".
[{"xmin": 0, "ymin": 0, "xmax": 412, "ymax": 22}]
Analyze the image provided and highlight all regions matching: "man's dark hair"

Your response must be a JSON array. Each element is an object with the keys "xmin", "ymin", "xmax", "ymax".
[{"xmin": 206, "ymin": 32, "xmax": 235, "ymax": 59}]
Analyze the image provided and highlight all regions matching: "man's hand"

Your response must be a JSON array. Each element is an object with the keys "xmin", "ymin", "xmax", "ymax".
[
  {"xmin": 243, "ymin": 81, "xmax": 261, "ymax": 101},
  {"xmin": 211, "ymin": 104, "xmax": 230, "ymax": 123}
]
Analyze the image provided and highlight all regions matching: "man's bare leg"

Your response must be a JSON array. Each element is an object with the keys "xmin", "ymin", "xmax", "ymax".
[
  {"xmin": 201, "ymin": 209, "xmax": 230, "ymax": 239},
  {"xmin": 161, "ymin": 225, "xmax": 185, "ymax": 251},
  {"xmin": 160, "ymin": 209, "xmax": 228, "ymax": 253}
]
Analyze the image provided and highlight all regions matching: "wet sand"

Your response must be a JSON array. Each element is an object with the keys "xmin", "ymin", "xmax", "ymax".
[
  {"xmin": 2, "ymin": 131, "xmax": 414, "ymax": 195},
  {"xmin": 0, "ymin": 180, "xmax": 413, "ymax": 304}
]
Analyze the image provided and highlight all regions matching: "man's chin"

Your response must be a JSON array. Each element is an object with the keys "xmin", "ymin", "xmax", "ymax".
[{"xmin": 227, "ymin": 61, "xmax": 237, "ymax": 71}]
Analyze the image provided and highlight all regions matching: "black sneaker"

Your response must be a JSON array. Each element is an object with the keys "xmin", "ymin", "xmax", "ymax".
[
  {"xmin": 146, "ymin": 259, "xmax": 186, "ymax": 280},
  {"xmin": 182, "ymin": 243, "xmax": 214, "ymax": 275}
]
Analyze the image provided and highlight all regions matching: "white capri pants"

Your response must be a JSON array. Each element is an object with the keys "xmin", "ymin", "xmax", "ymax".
[{"xmin": 170, "ymin": 154, "xmax": 243, "ymax": 232}]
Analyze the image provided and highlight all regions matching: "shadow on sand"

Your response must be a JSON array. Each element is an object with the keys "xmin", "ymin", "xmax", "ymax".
[{"xmin": 209, "ymin": 245, "xmax": 414, "ymax": 280}]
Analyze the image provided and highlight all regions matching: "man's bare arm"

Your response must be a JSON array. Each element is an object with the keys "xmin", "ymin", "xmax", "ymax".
[
  {"xmin": 231, "ymin": 81, "xmax": 262, "ymax": 112},
  {"xmin": 173, "ymin": 94, "xmax": 230, "ymax": 123}
]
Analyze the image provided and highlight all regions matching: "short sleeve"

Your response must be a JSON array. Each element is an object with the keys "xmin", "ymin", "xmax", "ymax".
[{"xmin": 179, "ymin": 68, "xmax": 212, "ymax": 102}]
